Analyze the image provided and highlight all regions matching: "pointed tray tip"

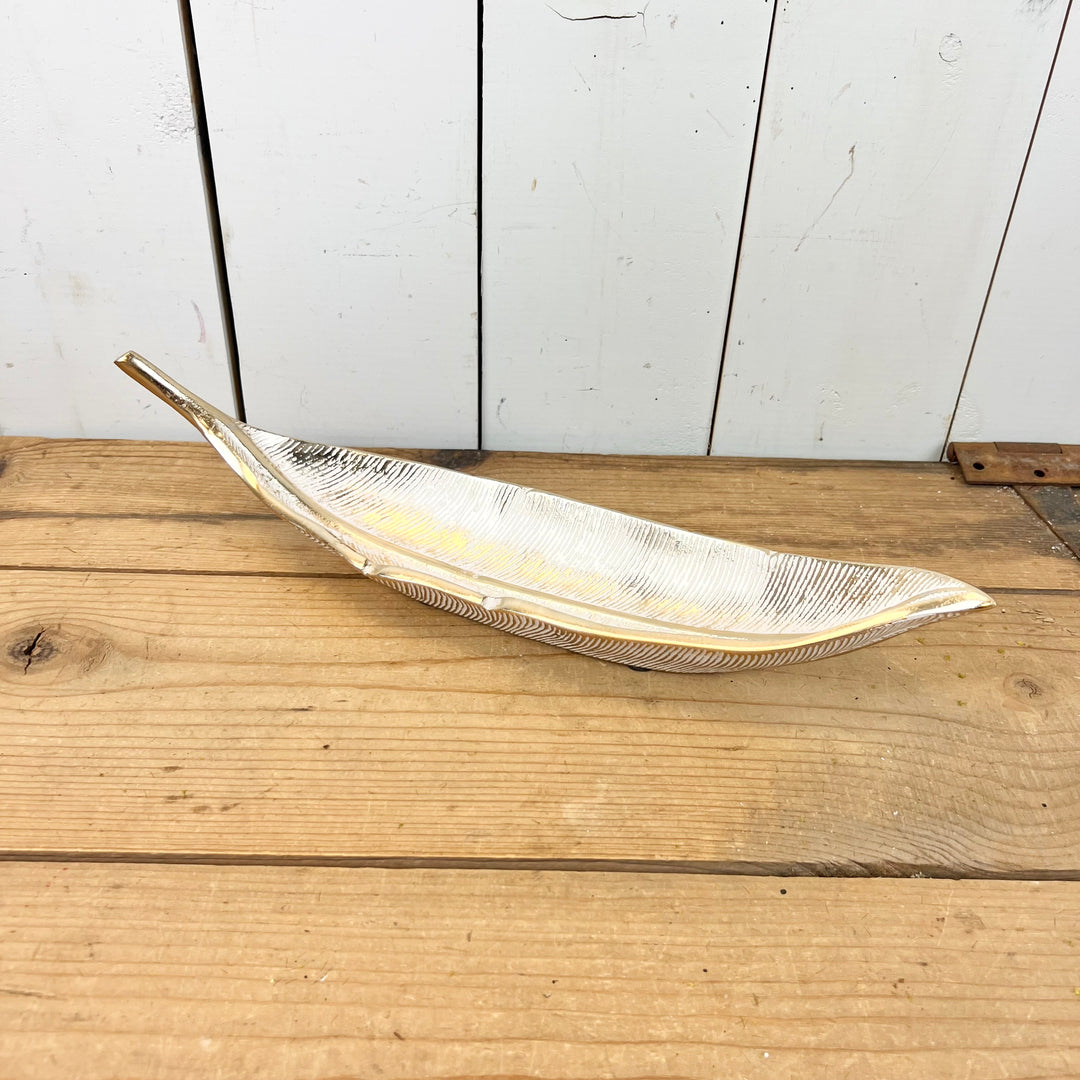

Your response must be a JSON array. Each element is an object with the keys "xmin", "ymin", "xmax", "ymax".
[{"xmin": 116, "ymin": 351, "xmax": 236, "ymax": 434}]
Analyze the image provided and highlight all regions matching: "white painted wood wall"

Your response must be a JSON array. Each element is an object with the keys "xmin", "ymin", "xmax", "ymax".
[
  {"xmin": 1, "ymin": 0, "xmax": 231, "ymax": 440},
  {"xmin": 4, "ymin": 0, "xmax": 1077, "ymax": 458}
]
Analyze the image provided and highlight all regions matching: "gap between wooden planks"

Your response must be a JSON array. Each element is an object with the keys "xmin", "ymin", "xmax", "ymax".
[{"xmin": 2, "ymin": 863, "xmax": 1079, "ymax": 1080}]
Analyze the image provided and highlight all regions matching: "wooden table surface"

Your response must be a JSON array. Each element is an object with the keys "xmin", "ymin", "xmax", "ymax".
[{"xmin": 2, "ymin": 437, "xmax": 1079, "ymax": 1078}]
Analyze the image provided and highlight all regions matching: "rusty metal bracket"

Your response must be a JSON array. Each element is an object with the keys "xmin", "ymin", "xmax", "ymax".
[{"xmin": 947, "ymin": 442, "xmax": 1080, "ymax": 485}]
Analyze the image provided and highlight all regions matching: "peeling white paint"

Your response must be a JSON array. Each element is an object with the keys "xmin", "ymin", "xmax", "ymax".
[{"xmin": 938, "ymin": 33, "xmax": 963, "ymax": 63}]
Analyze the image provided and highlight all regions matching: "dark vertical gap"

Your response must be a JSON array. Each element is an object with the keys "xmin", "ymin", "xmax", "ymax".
[
  {"xmin": 940, "ymin": 0, "xmax": 1072, "ymax": 461},
  {"xmin": 177, "ymin": 0, "xmax": 246, "ymax": 421},
  {"xmin": 476, "ymin": 0, "xmax": 485, "ymax": 450},
  {"xmin": 706, "ymin": 0, "xmax": 779, "ymax": 455}
]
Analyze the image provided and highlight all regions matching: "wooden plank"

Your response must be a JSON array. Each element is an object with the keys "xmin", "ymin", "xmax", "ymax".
[
  {"xmin": 482, "ymin": 0, "xmax": 772, "ymax": 453},
  {"xmin": 0, "ymin": 0, "xmax": 233, "ymax": 440},
  {"xmin": 2, "ymin": 438, "xmax": 1076, "ymax": 589},
  {"xmin": 950, "ymin": 13, "xmax": 1080, "ymax": 446},
  {"xmin": 189, "ymin": 0, "xmax": 478, "ymax": 449},
  {"xmin": 2, "ymin": 864, "xmax": 1079, "ymax": 1078},
  {"xmin": 2, "ymin": 568, "xmax": 1078, "ymax": 873},
  {"xmin": 711, "ymin": 1, "xmax": 1068, "ymax": 461}
]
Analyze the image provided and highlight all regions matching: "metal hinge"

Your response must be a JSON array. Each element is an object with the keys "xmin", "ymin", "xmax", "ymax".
[{"xmin": 946, "ymin": 442, "xmax": 1080, "ymax": 485}]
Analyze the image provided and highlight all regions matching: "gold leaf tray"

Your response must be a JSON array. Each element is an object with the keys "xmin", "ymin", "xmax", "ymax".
[{"xmin": 117, "ymin": 353, "xmax": 992, "ymax": 672}]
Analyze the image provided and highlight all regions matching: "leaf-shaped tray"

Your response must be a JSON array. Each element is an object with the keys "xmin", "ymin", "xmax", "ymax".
[{"xmin": 118, "ymin": 353, "xmax": 991, "ymax": 673}]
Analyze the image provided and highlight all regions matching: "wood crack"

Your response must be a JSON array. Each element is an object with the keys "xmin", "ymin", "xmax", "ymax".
[{"xmin": 19, "ymin": 629, "xmax": 46, "ymax": 674}]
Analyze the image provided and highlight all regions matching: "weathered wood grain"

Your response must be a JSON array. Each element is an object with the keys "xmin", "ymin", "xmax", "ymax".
[
  {"xmin": 0, "ymin": 0, "xmax": 233, "ymax": 440},
  {"xmin": 2, "ymin": 864, "xmax": 1079, "ymax": 1080},
  {"xmin": 4, "ymin": 436, "xmax": 1079, "ymax": 1075},
  {"xmin": 1, "ymin": 438, "xmax": 1076, "ymax": 589},
  {"xmin": 2, "ymin": 568, "xmax": 1077, "ymax": 874}
]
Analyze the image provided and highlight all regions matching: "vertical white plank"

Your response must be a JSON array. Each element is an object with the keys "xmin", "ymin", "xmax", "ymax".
[
  {"xmin": 191, "ymin": 1, "xmax": 478, "ymax": 449},
  {"xmin": 482, "ymin": 0, "xmax": 773, "ymax": 454},
  {"xmin": 0, "ymin": 1, "xmax": 231, "ymax": 439},
  {"xmin": 950, "ymin": 12, "xmax": 1080, "ymax": 446},
  {"xmin": 711, "ymin": 1, "xmax": 1067, "ymax": 461}
]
